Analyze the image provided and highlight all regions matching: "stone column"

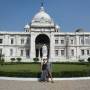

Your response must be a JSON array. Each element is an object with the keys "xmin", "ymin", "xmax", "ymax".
[
  {"xmin": 75, "ymin": 34, "xmax": 80, "ymax": 60},
  {"xmin": 30, "ymin": 32, "xmax": 35, "ymax": 61},
  {"xmin": 4, "ymin": 35, "xmax": 9, "ymax": 57},
  {"xmin": 66, "ymin": 35, "xmax": 69, "ymax": 59},
  {"xmin": 50, "ymin": 33, "xmax": 55, "ymax": 62}
]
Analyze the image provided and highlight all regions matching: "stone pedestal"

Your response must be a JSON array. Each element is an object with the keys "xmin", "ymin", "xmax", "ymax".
[{"xmin": 42, "ymin": 44, "xmax": 47, "ymax": 59}]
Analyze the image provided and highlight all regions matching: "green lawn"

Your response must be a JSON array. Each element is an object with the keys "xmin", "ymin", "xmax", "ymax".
[
  {"xmin": 0, "ymin": 63, "xmax": 90, "ymax": 72},
  {"xmin": 53, "ymin": 64, "xmax": 90, "ymax": 72},
  {"xmin": 0, "ymin": 63, "xmax": 41, "ymax": 72},
  {"xmin": 0, "ymin": 63, "xmax": 90, "ymax": 77}
]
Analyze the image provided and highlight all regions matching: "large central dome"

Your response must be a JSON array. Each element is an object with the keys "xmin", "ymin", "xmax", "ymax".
[
  {"xmin": 32, "ymin": 6, "xmax": 53, "ymax": 23},
  {"xmin": 24, "ymin": 5, "xmax": 60, "ymax": 32}
]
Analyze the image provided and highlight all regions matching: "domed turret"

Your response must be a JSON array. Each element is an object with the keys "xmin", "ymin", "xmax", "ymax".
[
  {"xmin": 75, "ymin": 28, "xmax": 84, "ymax": 32},
  {"xmin": 55, "ymin": 24, "xmax": 60, "ymax": 32},
  {"xmin": 24, "ymin": 24, "xmax": 30, "ymax": 29},
  {"xmin": 24, "ymin": 24, "xmax": 30, "ymax": 32}
]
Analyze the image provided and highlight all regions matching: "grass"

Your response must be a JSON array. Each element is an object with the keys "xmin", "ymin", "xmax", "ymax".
[
  {"xmin": 53, "ymin": 64, "xmax": 90, "ymax": 72},
  {"xmin": 0, "ymin": 62, "xmax": 90, "ymax": 78},
  {"xmin": 0, "ymin": 63, "xmax": 90, "ymax": 73},
  {"xmin": 0, "ymin": 63, "xmax": 41, "ymax": 72}
]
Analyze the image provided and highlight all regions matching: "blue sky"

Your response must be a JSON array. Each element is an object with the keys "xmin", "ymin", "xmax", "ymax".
[{"xmin": 0, "ymin": 0, "xmax": 90, "ymax": 32}]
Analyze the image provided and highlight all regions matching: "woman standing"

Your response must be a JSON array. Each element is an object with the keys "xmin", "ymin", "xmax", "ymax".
[{"xmin": 40, "ymin": 59, "xmax": 47, "ymax": 81}]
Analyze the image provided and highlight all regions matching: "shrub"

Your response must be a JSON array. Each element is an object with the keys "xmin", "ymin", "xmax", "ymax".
[
  {"xmin": 16, "ymin": 58, "xmax": 22, "ymax": 63},
  {"xmin": 78, "ymin": 59, "xmax": 84, "ymax": 62},
  {"xmin": 0, "ymin": 58, "xmax": 5, "ymax": 66},
  {"xmin": 0, "ymin": 54, "xmax": 2, "ymax": 60},
  {"xmin": 87, "ymin": 57, "xmax": 90, "ymax": 62},
  {"xmin": 0, "ymin": 54, "xmax": 5, "ymax": 66},
  {"xmin": 33, "ymin": 58, "xmax": 39, "ymax": 62},
  {"xmin": 10, "ymin": 58, "xmax": 15, "ymax": 62}
]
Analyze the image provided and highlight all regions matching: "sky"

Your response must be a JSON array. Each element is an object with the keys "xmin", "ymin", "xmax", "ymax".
[{"xmin": 0, "ymin": 0, "xmax": 90, "ymax": 32}]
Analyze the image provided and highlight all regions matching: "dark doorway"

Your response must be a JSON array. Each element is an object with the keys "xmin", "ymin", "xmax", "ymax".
[{"xmin": 35, "ymin": 34, "xmax": 50, "ymax": 59}]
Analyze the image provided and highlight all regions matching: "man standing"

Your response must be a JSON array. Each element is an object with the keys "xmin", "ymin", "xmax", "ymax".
[{"xmin": 46, "ymin": 60, "xmax": 54, "ymax": 83}]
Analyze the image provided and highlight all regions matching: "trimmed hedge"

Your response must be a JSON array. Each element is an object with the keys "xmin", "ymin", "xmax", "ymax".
[
  {"xmin": 3, "ymin": 62, "xmax": 41, "ymax": 65},
  {"xmin": 52, "ymin": 62, "xmax": 90, "ymax": 65},
  {"xmin": 0, "ymin": 70, "xmax": 90, "ymax": 78},
  {"xmin": 0, "ymin": 71, "xmax": 41, "ymax": 78},
  {"xmin": 52, "ymin": 71, "xmax": 90, "ymax": 77},
  {"xmin": 2, "ymin": 62, "xmax": 90, "ymax": 65}
]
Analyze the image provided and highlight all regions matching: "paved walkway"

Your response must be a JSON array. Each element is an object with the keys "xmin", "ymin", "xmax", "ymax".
[{"xmin": 0, "ymin": 79, "xmax": 90, "ymax": 90}]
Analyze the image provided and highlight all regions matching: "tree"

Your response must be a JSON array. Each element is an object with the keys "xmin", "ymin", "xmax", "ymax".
[
  {"xmin": 33, "ymin": 58, "xmax": 39, "ymax": 62},
  {"xmin": 10, "ymin": 58, "xmax": 15, "ymax": 63},
  {"xmin": 16, "ymin": 58, "xmax": 22, "ymax": 63},
  {"xmin": 87, "ymin": 57, "xmax": 90, "ymax": 62}
]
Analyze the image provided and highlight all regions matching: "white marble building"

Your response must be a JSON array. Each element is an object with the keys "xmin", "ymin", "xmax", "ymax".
[{"xmin": 0, "ymin": 5, "xmax": 90, "ymax": 62}]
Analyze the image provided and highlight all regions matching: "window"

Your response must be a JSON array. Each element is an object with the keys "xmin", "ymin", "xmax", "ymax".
[
  {"xmin": 26, "ymin": 38, "xmax": 30, "ymax": 44},
  {"xmin": 21, "ymin": 50, "xmax": 23, "ymax": 56},
  {"xmin": 26, "ymin": 49, "xmax": 30, "ymax": 57},
  {"xmin": 81, "ymin": 39, "xmax": 84, "ymax": 44},
  {"xmin": 0, "ymin": 49, "xmax": 2, "ymax": 55},
  {"xmin": 85, "ymin": 38, "xmax": 90, "ymax": 45},
  {"xmin": 10, "ymin": 49, "xmax": 13, "ymax": 56},
  {"xmin": 61, "ymin": 40, "xmax": 64, "ymax": 44},
  {"xmin": 87, "ymin": 50, "xmax": 90, "ymax": 55},
  {"xmin": 0, "ymin": 39, "xmax": 3, "ymax": 44},
  {"xmin": 11, "ymin": 38, "xmax": 14, "ymax": 44},
  {"xmin": 61, "ymin": 50, "xmax": 64, "ymax": 56},
  {"xmin": 21, "ymin": 39, "xmax": 24, "ymax": 44},
  {"xmin": 55, "ymin": 50, "xmax": 58, "ymax": 56},
  {"xmin": 71, "ymin": 49, "xmax": 74, "ymax": 56},
  {"xmin": 71, "ymin": 40, "xmax": 74, "ymax": 44},
  {"xmin": 55, "ymin": 40, "xmax": 58, "ymax": 44},
  {"xmin": 81, "ymin": 50, "xmax": 84, "ymax": 55}
]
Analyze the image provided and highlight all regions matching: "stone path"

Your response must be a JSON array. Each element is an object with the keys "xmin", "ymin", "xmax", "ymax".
[{"xmin": 0, "ymin": 79, "xmax": 90, "ymax": 90}]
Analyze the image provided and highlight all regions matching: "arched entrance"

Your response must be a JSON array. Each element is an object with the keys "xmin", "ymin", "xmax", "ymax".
[{"xmin": 35, "ymin": 34, "xmax": 50, "ymax": 59}]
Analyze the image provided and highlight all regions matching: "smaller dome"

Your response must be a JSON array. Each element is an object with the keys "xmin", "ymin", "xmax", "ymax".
[
  {"xmin": 75, "ymin": 28, "xmax": 84, "ymax": 32},
  {"xmin": 55, "ymin": 24, "xmax": 60, "ymax": 32},
  {"xmin": 24, "ymin": 24, "xmax": 30, "ymax": 29},
  {"xmin": 56, "ymin": 24, "xmax": 60, "ymax": 29}
]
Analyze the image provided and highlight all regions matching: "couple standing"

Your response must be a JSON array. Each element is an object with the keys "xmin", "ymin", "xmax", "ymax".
[
  {"xmin": 40, "ymin": 59, "xmax": 53, "ymax": 83},
  {"xmin": 40, "ymin": 44, "xmax": 53, "ymax": 82}
]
